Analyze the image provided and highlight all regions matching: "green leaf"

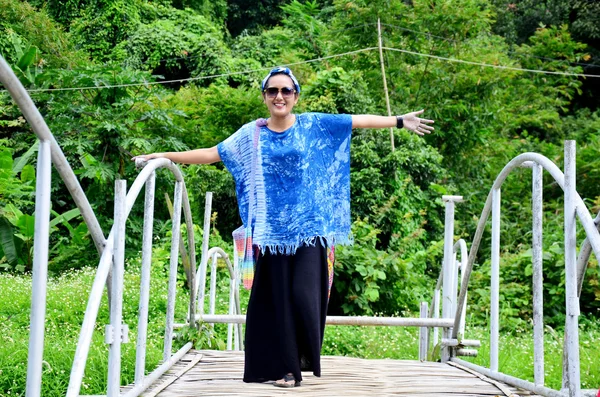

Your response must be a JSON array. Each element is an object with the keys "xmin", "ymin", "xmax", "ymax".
[
  {"xmin": 17, "ymin": 214, "xmax": 36, "ymax": 239},
  {"xmin": 13, "ymin": 141, "xmax": 39, "ymax": 174},
  {"xmin": 2, "ymin": 204, "xmax": 24, "ymax": 226},
  {"xmin": 0, "ymin": 217, "xmax": 18, "ymax": 267},
  {"xmin": 49, "ymin": 208, "xmax": 81, "ymax": 229},
  {"xmin": 17, "ymin": 46, "xmax": 37, "ymax": 71},
  {"xmin": 20, "ymin": 165, "xmax": 35, "ymax": 182},
  {"xmin": 365, "ymin": 288, "xmax": 379, "ymax": 302},
  {"xmin": 0, "ymin": 148, "xmax": 13, "ymax": 171}
]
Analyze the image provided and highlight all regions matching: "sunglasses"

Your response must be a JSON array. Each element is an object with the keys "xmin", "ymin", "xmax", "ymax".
[{"xmin": 263, "ymin": 86, "xmax": 296, "ymax": 98}]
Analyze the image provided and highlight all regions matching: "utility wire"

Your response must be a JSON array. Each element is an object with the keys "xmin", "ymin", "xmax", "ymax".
[
  {"xmin": 382, "ymin": 22, "xmax": 600, "ymax": 69},
  {"xmin": 6, "ymin": 44, "xmax": 600, "ymax": 94},
  {"xmin": 383, "ymin": 46, "xmax": 600, "ymax": 78},
  {"xmin": 18, "ymin": 48, "xmax": 376, "ymax": 93}
]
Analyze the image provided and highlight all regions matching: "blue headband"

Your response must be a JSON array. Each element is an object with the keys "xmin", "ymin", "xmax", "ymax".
[{"xmin": 261, "ymin": 67, "xmax": 301, "ymax": 94}]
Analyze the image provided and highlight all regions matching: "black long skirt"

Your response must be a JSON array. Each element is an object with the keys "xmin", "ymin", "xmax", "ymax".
[{"xmin": 243, "ymin": 244, "xmax": 329, "ymax": 383}]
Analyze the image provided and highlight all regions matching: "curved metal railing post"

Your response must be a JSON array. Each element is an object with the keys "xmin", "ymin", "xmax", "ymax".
[
  {"xmin": 563, "ymin": 141, "xmax": 581, "ymax": 396},
  {"xmin": 107, "ymin": 180, "xmax": 127, "ymax": 397},
  {"xmin": 441, "ymin": 195, "xmax": 463, "ymax": 362},
  {"xmin": 531, "ymin": 162, "xmax": 545, "ymax": 386},
  {"xmin": 194, "ymin": 247, "xmax": 243, "ymax": 350},
  {"xmin": 25, "ymin": 139, "xmax": 52, "ymax": 397},
  {"xmin": 135, "ymin": 171, "xmax": 156, "ymax": 384}
]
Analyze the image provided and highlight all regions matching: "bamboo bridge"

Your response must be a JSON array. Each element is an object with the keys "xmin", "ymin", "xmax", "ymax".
[{"xmin": 1, "ymin": 54, "xmax": 600, "ymax": 397}]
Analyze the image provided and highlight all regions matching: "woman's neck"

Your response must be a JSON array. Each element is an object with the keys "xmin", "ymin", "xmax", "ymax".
[{"xmin": 267, "ymin": 114, "xmax": 296, "ymax": 132}]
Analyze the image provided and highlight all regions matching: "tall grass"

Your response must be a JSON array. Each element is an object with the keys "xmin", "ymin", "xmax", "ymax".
[
  {"xmin": 1, "ymin": 267, "xmax": 599, "ymax": 396},
  {"xmin": 0, "ymin": 264, "xmax": 191, "ymax": 397}
]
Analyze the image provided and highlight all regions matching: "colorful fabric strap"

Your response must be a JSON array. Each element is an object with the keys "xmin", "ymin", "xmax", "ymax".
[{"xmin": 238, "ymin": 118, "xmax": 267, "ymax": 289}]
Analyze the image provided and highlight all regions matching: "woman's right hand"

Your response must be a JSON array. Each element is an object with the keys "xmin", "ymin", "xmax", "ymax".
[{"xmin": 131, "ymin": 153, "xmax": 166, "ymax": 162}]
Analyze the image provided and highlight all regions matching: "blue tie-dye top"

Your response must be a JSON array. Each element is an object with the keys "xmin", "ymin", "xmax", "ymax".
[{"xmin": 217, "ymin": 112, "xmax": 353, "ymax": 254}]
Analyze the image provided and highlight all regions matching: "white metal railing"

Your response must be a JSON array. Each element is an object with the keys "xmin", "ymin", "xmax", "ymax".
[
  {"xmin": 67, "ymin": 159, "xmax": 198, "ymax": 397},
  {"xmin": 3, "ymin": 51, "xmax": 600, "ymax": 397},
  {"xmin": 0, "ymin": 54, "xmax": 200, "ymax": 397},
  {"xmin": 447, "ymin": 142, "xmax": 600, "ymax": 397},
  {"xmin": 427, "ymin": 237, "xmax": 471, "ymax": 358}
]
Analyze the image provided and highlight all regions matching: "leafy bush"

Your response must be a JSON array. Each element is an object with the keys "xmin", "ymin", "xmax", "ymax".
[
  {"xmin": 301, "ymin": 67, "xmax": 375, "ymax": 114},
  {"xmin": 330, "ymin": 219, "xmax": 441, "ymax": 316},
  {"xmin": 71, "ymin": 0, "xmax": 142, "ymax": 62},
  {"xmin": 0, "ymin": 0, "xmax": 85, "ymax": 68},
  {"xmin": 121, "ymin": 12, "xmax": 231, "ymax": 83}
]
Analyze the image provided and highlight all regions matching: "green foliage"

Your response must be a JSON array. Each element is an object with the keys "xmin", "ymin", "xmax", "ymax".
[
  {"xmin": 71, "ymin": 0, "xmax": 142, "ymax": 62},
  {"xmin": 281, "ymin": 0, "xmax": 328, "ymax": 59},
  {"xmin": 174, "ymin": 323, "xmax": 225, "ymax": 350},
  {"xmin": 0, "ymin": 0, "xmax": 85, "ymax": 68},
  {"xmin": 331, "ymin": 219, "xmax": 441, "ymax": 316},
  {"xmin": 4, "ymin": 32, "xmax": 43, "ymax": 88},
  {"xmin": 232, "ymin": 27, "xmax": 302, "ymax": 67},
  {"xmin": 349, "ymin": 128, "xmax": 446, "ymax": 254},
  {"xmin": 226, "ymin": 0, "xmax": 293, "ymax": 37},
  {"xmin": 490, "ymin": 0, "xmax": 600, "ymax": 45},
  {"xmin": 120, "ymin": 8, "xmax": 232, "ymax": 82},
  {"xmin": 504, "ymin": 25, "xmax": 586, "ymax": 141},
  {"xmin": 301, "ymin": 67, "xmax": 375, "ymax": 114},
  {"xmin": 166, "ymin": 84, "xmax": 266, "ymax": 149},
  {"xmin": 0, "ymin": 141, "xmax": 34, "ymax": 209},
  {"xmin": 27, "ymin": 0, "xmax": 92, "ymax": 29}
]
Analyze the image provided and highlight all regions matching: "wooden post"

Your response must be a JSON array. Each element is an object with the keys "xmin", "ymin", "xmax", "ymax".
[{"xmin": 377, "ymin": 18, "xmax": 394, "ymax": 151}]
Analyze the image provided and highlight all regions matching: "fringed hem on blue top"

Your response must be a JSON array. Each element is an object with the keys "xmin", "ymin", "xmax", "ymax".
[{"xmin": 256, "ymin": 233, "xmax": 354, "ymax": 256}]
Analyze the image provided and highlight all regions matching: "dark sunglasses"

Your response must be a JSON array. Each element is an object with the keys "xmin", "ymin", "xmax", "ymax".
[{"xmin": 263, "ymin": 86, "xmax": 296, "ymax": 98}]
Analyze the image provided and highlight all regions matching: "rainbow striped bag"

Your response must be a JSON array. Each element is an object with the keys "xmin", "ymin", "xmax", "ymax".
[
  {"xmin": 233, "ymin": 225, "xmax": 257, "ymax": 290},
  {"xmin": 233, "ymin": 119, "xmax": 266, "ymax": 290}
]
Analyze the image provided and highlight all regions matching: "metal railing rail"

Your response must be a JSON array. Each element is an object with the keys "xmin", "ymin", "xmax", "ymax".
[
  {"xmin": 0, "ymin": 54, "xmax": 200, "ymax": 396},
  {"xmin": 3, "ymin": 52, "xmax": 599, "ymax": 397},
  {"xmin": 66, "ymin": 159, "xmax": 198, "ymax": 397},
  {"xmin": 448, "ymin": 142, "xmax": 600, "ymax": 397},
  {"xmin": 428, "ymin": 238, "xmax": 470, "ymax": 354},
  {"xmin": 199, "ymin": 246, "xmax": 243, "ymax": 350}
]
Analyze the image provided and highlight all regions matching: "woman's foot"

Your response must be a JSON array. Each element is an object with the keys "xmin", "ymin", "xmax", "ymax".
[{"xmin": 273, "ymin": 373, "xmax": 301, "ymax": 388}]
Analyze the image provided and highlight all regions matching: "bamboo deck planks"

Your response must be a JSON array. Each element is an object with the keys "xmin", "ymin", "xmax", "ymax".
[{"xmin": 127, "ymin": 350, "xmax": 540, "ymax": 397}]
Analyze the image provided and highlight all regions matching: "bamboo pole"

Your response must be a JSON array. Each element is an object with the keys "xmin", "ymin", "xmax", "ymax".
[{"xmin": 377, "ymin": 18, "xmax": 394, "ymax": 151}]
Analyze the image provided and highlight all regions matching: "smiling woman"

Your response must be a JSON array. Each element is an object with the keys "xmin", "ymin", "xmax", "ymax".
[{"xmin": 133, "ymin": 66, "xmax": 434, "ymax": 388}]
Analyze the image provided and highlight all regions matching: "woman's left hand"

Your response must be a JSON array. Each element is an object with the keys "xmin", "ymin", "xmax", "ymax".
[{"xmin": 402, "ymin": 109, "xmax": 435, "ymax": 136}]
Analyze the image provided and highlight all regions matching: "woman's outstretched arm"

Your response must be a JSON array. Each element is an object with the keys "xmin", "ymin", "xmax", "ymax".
[
  {"xmin": 351, "ymin": 109, "xmax": 434, "ymax": 136},
  {"xmin": 132, "ymin": 146, "xmax": 221, "ymax": 165}
]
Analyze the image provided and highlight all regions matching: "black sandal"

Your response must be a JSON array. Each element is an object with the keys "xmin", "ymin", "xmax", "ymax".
[{"xmin": 273, "ymin": 373, "xmax": 301, "ymax": 388}]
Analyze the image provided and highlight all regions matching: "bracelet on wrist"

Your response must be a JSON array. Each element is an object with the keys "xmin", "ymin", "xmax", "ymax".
[{"xmin": 396, "ymin": 116, "xmax": 404, "ymax": 129}]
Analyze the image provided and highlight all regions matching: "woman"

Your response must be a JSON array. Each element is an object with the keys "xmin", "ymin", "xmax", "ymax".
[{"xmin": 134, "ymin": 67, "xmax": 433, "ymax": 388}]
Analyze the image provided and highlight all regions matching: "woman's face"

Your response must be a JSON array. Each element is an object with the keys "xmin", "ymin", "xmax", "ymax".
[{"xmin": 262, "ymin": 74, "xmax": 299, "ymax": 118}]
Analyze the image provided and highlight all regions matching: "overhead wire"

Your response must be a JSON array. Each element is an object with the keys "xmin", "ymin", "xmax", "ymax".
[
  {"xmin": 381, "ymin": 22, "xmax": 600, "ymax": 69},
  {"xmin": 3, "ymin": 38, "xmax": 600, "ymax": 93},
  {"xmin": 382, "ymin": 46, "xmax": 600, "ymax": 78},
  {"xmin": 15, "ymin": 48, "xmax": 377, "ymax": 93}
]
